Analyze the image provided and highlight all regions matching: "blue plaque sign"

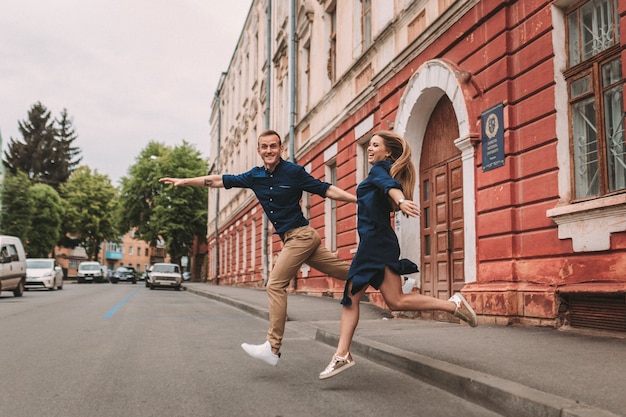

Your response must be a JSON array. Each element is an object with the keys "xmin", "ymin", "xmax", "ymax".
[{"xmin": 481, "ymin": 103, "xmax": 505, "ymax": 172}]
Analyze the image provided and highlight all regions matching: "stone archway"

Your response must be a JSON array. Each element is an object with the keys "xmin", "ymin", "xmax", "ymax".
[{"xmin": 394, "ymin": 59, "xmax": 477, "ymax": 286}]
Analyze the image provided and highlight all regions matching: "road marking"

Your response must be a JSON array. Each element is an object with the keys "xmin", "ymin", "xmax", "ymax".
[{"xmin": 104, "ymin": 287, "xmax": 141, "ymax": 319}]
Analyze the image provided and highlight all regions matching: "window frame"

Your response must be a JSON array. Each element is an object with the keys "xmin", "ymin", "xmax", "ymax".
[
  {"xmin": 564, "ymin": 0, "xmax": 624, "ymax": 201},
  {"xmin": 361, "ymin": 0, "xmax": 372, "ymax": 51},
  {"xmin": 326, "ymin": 160, "xmax": 338, "ymax": 252},
  {"xmin": 327, "ymin": 5, "xmax": 337, "ymax": 83}
]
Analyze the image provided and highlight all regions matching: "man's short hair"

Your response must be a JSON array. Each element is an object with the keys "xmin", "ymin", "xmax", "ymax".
[{"xmin": 258, "ymin": 129, "xmax": 282, "ymax": 146}]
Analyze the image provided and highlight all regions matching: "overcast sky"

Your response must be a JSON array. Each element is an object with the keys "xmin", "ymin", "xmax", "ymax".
[{"xmin": 0, "ymin": 0, "xmax": 251, "ymax": 185}]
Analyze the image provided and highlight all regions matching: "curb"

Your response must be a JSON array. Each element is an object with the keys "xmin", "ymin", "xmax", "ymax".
[
  {"xmin": 316, "ymin": 329, "xmax": 619, "ymax": 417},
  {"xmin": 184, "ymin": 285, "xmax": 620, "ymax": 417},
  {"xmin": 184, "ymin": 284, "xmax": 270, "ymax": 321}
]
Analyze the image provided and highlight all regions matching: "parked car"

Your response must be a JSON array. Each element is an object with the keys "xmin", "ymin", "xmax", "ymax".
[
  {"xmin": 0, "ymin": 235, "xmax": 27, "ymax": 297},
  {"xmin": 110, "ymin": 266, "xmax": 137, "ymax": 284},
  {"xmin": 25, "ymin": 258, "xmax": 63, "ymax": 290},
  {"xmin": 77, "ymin": 261, "xmax": 104, "ymax": 283},
  {"xmin": 148, "ymin": 263, "xmax": 182, "ymax": 290}
]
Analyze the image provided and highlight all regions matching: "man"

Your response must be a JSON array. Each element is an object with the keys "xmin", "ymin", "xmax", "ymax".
[{"xmin": 159, "ymin": 129, "xmax": 356, "ymax": 366}]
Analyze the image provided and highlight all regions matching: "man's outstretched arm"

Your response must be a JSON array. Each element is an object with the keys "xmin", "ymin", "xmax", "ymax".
[
  {"xmin": 159, "ymin": 174, "xmax": 224, "ymax": 188},
  {"xmin": 325, "ymin": 185, "xmax": 357, "ymax": 203}
]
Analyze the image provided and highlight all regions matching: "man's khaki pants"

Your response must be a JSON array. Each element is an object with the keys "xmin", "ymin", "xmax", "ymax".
[{"xmin": 266, "ymin": 225, "xmax": 349, "ymax": 353}]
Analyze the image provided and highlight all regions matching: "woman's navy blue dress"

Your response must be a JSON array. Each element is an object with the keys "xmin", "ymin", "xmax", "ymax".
[{"xmin": 341, "ymin": 160, "xmax": 418, "ymax": 306}]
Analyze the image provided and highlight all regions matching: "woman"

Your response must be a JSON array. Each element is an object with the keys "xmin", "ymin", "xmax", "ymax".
[{"xmin": 319, "ymin": 131, "xmax": 477, "ymax": 380}]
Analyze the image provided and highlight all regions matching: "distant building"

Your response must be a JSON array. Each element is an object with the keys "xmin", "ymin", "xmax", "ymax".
[
  {"xmin": 99, "ymin": 230, "xmax": 167, "ymax": 275},
  {"xmin": 55, "ymin": 245, "xmax": 88, "ymax": 278}
]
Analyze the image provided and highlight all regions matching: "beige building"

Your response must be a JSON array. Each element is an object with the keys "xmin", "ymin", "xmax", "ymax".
[
  {"xmin": 208, "ymin": 0, "xmax": 435, "ymax": 284},
  {"xmin": 55, "ymin": 246, "xmax": 88, "ymax": 278},
  {"xmin": 99, "ymin": 230, "xmax": 165, "ymax": 275}
]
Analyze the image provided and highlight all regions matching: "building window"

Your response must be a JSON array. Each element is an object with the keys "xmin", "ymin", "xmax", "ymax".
[
  {"xmin": 327, "ymin": 6, "xmax": 337, "ymax": 83},
  {"xmin": 438, "ymin": 0, "xmax": 453, "ymax": 12},
  {"xmin": 236, "ymin": 229, "xmax": 240, "ymax": 274},
  {"xmin": 566, "ymin": 0, "xmax": 624, "ymax": 199},
  {"xmin": 128, "ymin": 246, "xmax": 133, "ymax": 255},
  {"xmin": 300, "ymin": 39, "xmax": 311, "ymax": 114},
  {"xmin": 360, "ymin": 141, "xmax": 370, "ymax": 182},
  {"xmin": 408, "ymin": 9, "xmax": 426, "ymax": 42},
  {"xmin": 242, "ymin": 225, "xmax": 247, "ymax": 272},
  {"xmin": 326, "ymin": 161, "xmax": 338, "ymax": 252},
  {"xmin": 251, "ymin": 218, "xmax": 256, "ymax": 271},
  {"xmin": 361, "ymin": 0, "xmax": 372, "ymax": 50}
]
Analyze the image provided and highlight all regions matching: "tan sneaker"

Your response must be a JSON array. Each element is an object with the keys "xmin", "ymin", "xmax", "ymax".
[
  {"xmin": 449, "ymin": 292, "xmax": 478, "ymax": 327},
  {"xmin": 319, "ymin": 352, "xmax": 355, "ymax": 380}
]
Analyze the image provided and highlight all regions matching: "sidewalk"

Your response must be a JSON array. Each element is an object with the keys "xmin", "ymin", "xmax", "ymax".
[{"xmin": 183, "ymin": 282, "xmax": 625, "ymax": 417}]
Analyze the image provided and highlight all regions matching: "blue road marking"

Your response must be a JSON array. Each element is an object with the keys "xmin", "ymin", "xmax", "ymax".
[{"xmin": 104, "ymin": 286, "xmax": 141, "ymax": 319}]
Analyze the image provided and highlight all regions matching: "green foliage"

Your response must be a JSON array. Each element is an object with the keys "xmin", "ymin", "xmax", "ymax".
[
  {"xmin": 3, "ymin": 102, "xmax": 82, "ymax": 189},
  {"xmin": 59, "ymin": 166, "xmax": 119, "ymax": 259},
  {"xmin": 119, "ymin": 140, "xmax": 208, "ymax": 264},
  {"xmin": 55, "ymin": 108, "xmax": 83, "ymax": 175},
  {"xmin": 118, "ymin": 141, "xmax": 170, "ymax": 245},
  {"xmin": 26, "ymin": 183, "xmax": 65, "ymax": 257},
  {"xmin": 0, "ymin": 170, "xmax": 34, "ymax": 242}
]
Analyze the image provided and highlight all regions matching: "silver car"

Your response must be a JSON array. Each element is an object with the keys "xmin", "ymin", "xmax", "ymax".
[{"xmin": 26, "ymin": 258, "xmax": 63, "ymax": 290}]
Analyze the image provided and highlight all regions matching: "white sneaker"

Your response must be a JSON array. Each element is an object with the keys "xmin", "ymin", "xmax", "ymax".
[
  {"xmin": 448, "ymin": 292, "xmax": 478, "ymax": 327},
  {"xmin": 241, "ymin": 340, "xmax": 280, "ymax": 366}
]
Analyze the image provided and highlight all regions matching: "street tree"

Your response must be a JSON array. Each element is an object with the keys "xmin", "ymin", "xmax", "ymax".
[
  {"xmin": 153, "ymin": 142, "xmax": 208, "ymax": 264},
  {"xmin": 55, "ymin": 108, "xmax": 83, "ymax": 176},
  {"xmin": 26, "ymin": 183, "xmax": 65, "ymax": 258},
  {"xmin": 117, "ymin": 141, "xmax": 170, "ymax": 246},
  {"xmin": 59, "ymin": 166, "xmax": 119, "ymax": 260},
  {"xmin": 119, "ymin": 141, "xmax": 207, "ymax": 265},
  {"xmin": 0, "ymin": 170, "xmax": 34, "ymax": 244},
  {"xmin": 3, "ymin": 102, "xmax": 82, "ymax": 189}
]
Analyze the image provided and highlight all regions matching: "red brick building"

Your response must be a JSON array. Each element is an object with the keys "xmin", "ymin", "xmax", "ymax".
[{"xmin": 208, "ymin": 0, "xmax": 626, "ymax": 332}]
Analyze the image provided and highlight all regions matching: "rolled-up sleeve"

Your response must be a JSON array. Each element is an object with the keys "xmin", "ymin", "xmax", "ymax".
[
  {"xmin": 222, "ymin": 170, "xmax": 254, "ymax": 189},
  {"xmin": 369, "ymin": 162, "xmax": 402, "ymax": 194},
  {"xmin": 295, "ymin": 166, "xmax": 331, "ymax": 197}
]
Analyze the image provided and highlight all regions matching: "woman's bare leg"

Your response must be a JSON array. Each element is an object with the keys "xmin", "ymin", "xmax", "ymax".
[
  {"xmin": 335, "ymin": 281, "xmax": 368, "ymax": 357},
  {"xmin": 378, "ymin": 266, "xmax": 456, "ymax": 313}
]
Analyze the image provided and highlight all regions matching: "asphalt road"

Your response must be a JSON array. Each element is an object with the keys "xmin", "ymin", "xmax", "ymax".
[{"xmin": 0, "ymin": 283, "xmax": 503, "ymax": 417}]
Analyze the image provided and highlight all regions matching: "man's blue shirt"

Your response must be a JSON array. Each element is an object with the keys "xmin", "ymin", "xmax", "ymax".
[{"xmin": 222, "ymin": 159, "xmax": 331, "ymax": 239}]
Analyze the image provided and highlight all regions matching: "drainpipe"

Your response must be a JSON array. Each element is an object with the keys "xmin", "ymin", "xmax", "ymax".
[
  {"xmin": 288, "ymin": 0, "xmax": 296, "ymax": 162},
  {"xmin": 262, "ymin": 0, "xmax": 272, "ymax": 285}
]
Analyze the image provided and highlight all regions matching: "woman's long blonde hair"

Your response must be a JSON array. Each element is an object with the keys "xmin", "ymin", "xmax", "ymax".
[{"xmin": 374, "ymin": 130, "xmax": 416, "ymax": 201}]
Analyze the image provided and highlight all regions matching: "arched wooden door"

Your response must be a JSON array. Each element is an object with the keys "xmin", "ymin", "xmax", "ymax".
[{"xmin": 420, "ymin": 95, "xmax": 464, "ymax": 322}]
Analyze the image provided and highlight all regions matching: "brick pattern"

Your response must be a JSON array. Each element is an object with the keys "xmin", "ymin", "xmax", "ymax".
[{"xmin": 206, "ymin": 0, "xmax": 626, "ymax": 326}]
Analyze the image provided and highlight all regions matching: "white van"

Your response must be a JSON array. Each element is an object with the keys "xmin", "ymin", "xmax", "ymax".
[
  {"xmin": 77, "ymin": 261, "xmax": 104, "ymax": 283},
  {"xmin": 0, "ymin": 235, "xmax": 27, "ymax": 297}
]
